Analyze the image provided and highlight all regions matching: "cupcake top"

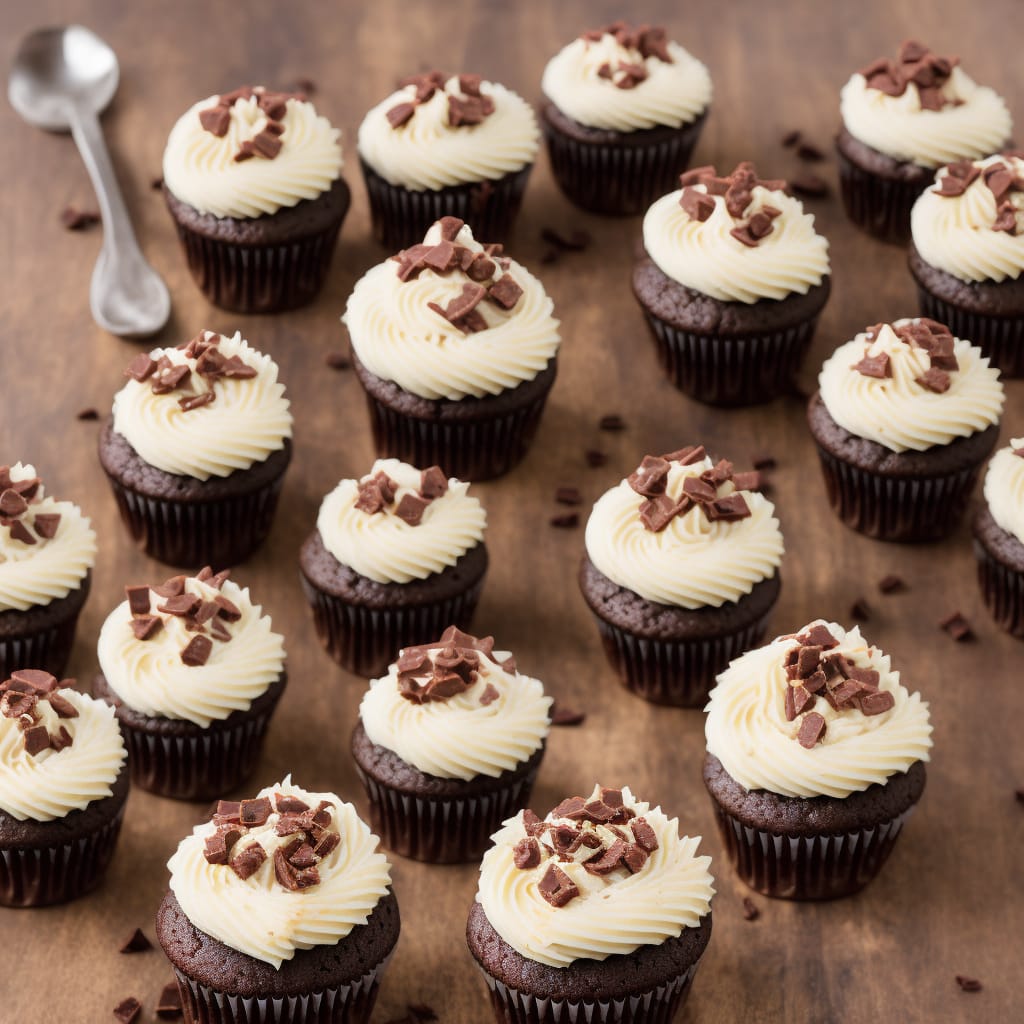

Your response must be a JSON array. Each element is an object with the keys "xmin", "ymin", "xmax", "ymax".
[
  {"xmin": 818, "ymin": 318, "xmax": 1004, "ymax": 453},
  {"xmin": 358, "ymin": 71, "xmax": 539, "ymax": 191},
  {"xmin": 167, "ymin": 777, "xmax": 392, "ymax": 968},
  {"xmin": 344, "ymin": 218, "xmax": 561, "ymax": 400},
  {"xmin": 585, "ymin": 445, "xmax": 783, "ymax": 609},
  {"xmin": 541, "ymin": 21, "xmax": 711, "ymax": 132},
  {"xmin": 983, "ymin": 437, "xmax": 1024, "ymax": 544},
  {"xmin": 96, "ymin": 568, "xmax": 285, "ymax": 728},
  {"xmin": 705, "ymin": 621, "xmax": 933, "ymax": 799},
  {"xmin": 112, "ymin": 330, "xmax": 293, "ymax": 481},
  {"xmin": 163, "ymin": 85, "xmax": 342, "ymax": 219},
  {"xmin": 360, "ymin": 626, "xmax": 551, "ymax": 780},
  {"xmin": 476, "ymin": 785, "xmax": 714, "ymax": 967},
  {"xmin": 911, "ymin": 154, "xmax": 1024, "ymax": 283},
  {"xmin": 0, "ymin": 463, "xmax": 96, "ymax": 613},
  {"xmin": 642, "ymin": 162, "xmax": 830, "ymax": 303},
  {"xmin": 839, "ymin": 40, "xmax": 1011, "ymax": 169},
  {"xmin": 316, "ymin": 458, "xmax": 486, "ymax": 584},
  {"xmin": 0, "ymin": 671, "xmax": 126, "ymax": 822}
]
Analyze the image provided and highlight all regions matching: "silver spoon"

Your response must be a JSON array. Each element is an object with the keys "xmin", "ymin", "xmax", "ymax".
[{"xmin": 9, "ymin": 25, "xmax": 170, "ymax": 338}]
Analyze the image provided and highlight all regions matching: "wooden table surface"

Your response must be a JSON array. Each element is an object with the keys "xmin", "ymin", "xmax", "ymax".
[{"xmin": 2, "ymin": 1, "xmax": 1022, "ymax": 1020}]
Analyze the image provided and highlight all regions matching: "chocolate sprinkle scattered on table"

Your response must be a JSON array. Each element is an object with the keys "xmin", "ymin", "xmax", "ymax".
[
  {"xmin": 782, "ymin": 129, "xmax": 802, "ymax": 148},
  {"xmin": 742, "ymin": 896, "xmax": 760, "ymax": 921},
  {"xmin": 599, "ymin": 414, "xmax": 626, "ymax": 432},
  {"xmin": 76, "ymin": 407, "xmax": 100, "ymax": 421},
  {"xmin": 955, "ymin": 976, "xmax": 982, "ymax": 993},
  {"xmin": 550, "ymin": 702, "xmax": 585, "ymax": 726},
  {"xmin": 60, "ymin": 206, "xmax": 100, "ymax": 230},
  {"xmin": 850, "ymin": 598, "xmax": 872, "ymax": 621},
  {"xmin": 119, "ymin": 928, "xmax": 152, "ymax": 954},
  {"xmin": 555, "ymin": 486, "xmax": 582, "ymax": 505},
  {"xmin": 113, "ymin": 996, "xmax": 142, "ymax": 1024},
  {"xmin": 796, "ymin": 142, "xmax": 825, "ymax": 162},
  {"xmin": 550, "ymin": 513, "xmax": 580, "ymax": 529},
  {"xmin": 155, "ymin": 981, "xmax": 183, "ymax": 1019},
  {"xmin": 791, "ymin": 173, "xmax": 829, "ymax": 198},
  {"xmin": 325, "ymin": 351, "xmax": 352, "ymax": 370},
  {"xmin": 878, "ymin": 574, "xmax": 905, "ymax": 594},
  {"xmin": 939, "ymin": 611, "xmax": 974, "ymax": 642},
  {"xmin": 541, "ymin": 227, "xmax": 592, "ymax": 251},
  {"xmin": 585, "ymin": 449, "xmax": 609, "ymax": 468}
]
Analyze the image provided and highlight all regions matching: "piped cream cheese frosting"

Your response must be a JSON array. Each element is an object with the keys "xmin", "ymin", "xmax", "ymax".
[
  {"xmin": 167, "ymin": 777, "xmax": 392, "ymax": 968},
  {"xmin": 111, "ymin": 330, "xmax": 292, "ymax": 481},
  {"xmin": 984, "ymin": 438, "xmax": 1024, "ymax": 544},
  {"xmin": 818, "ymin": 318, "xmax": 1004, "ymax": 453},
  {"xmin": 0, "ymin": 463, "xmax": 96, "ymax": 612},
  {"xmin": 705, "ymin": 621, "xmax": 933, "ymax": 799},
  {"xmin": 476, "ymin": 785, "xmax": 714, "ymax": 967},
  {"xmin": 163, "ymin": 87, "xmax": 342, "ymax": 219}
]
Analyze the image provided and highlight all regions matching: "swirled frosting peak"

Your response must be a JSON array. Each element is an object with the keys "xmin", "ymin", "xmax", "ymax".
[{"xmin": 984, "ymin": 438, "xmax": 1024, "ymax": 544}]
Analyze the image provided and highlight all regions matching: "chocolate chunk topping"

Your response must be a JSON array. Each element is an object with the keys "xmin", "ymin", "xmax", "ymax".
[
  {"xmin": 397, "ymin": 626, "xmax": 493, "ymax": 704},
  {"xmin": 152, "ymin": 575, "xmax": 186, "ymax": 598},
  {"xmin": 130, "ymin": 615, "xmax": 162, "ymax": 641},
  {"xmin": 23, "ymin": 724, "xmax": 51, "ymax": 756},
  {"xmin": 180, "ymin": 635, "xmax": 212, "ymax": 666},
  {"xmin": 394, "ymin": 492, "xmax": 432, "ymax": 526},
  {"xmin": 199, "ymin": 105, "xmax": 231, "ymax": 136},
  {"xmin": 203, "ymin": 826, "xmax": 244, "ymax": 865},
  {"xmin": 915, "ymin": 367, "xmax": 951, "ymax": 393},
  {"xmin": 428, "ymin": 282, "xmax": 487, "ymax": 329},
  {"xmin": 386, "ymin": 101, "xmax": 416, "ymax": 128},
  {"xmin": 113, "ymin": 997, "xmax": 143, "ymax": 1024},
  {"xmin": 860, "ymin": 690, "xmax": 896, "ymax": 716},
  {"xmin": 0, "ymin": 489, "xmax": 28, "ymax": 517},
  {"xmin": 240, "ymin": 797, "xmax": 272, "ymax": 827},
  {"xmin": 486, "ymin": 273, "xmax": 523, "ymax": 310},
  {"xmin": 478, "ymin": 683, "xmax": 500, "ymax": 706},
  {"xmin": 125, "ymin": 585, "xmax": 151, "ymax": 616},
  {"xmin": 628, "ymin": 455, "xmax": 670, "ymax": 497},
  {"xmin": 158, "ymin": 593, "xmax": 200, "ymax": 617},
  {"xmin": 513, "ymin": 836, "xmax": 541, "ymax": 869},
  {"xmin": 679, "ymin": 162, "xmax": 787, "ymax": 244},
  {"xmin": 939, "ymin": 610, "xmax": 974, "ymax": 642},
  {"xmin": 125, "ymin": 353, "xmax": 158, "ymax": 382},
  {"xmin": 852, "ymin": 350, "xmax": 892, "ymax": 378},
  {"xmin": 680, "ymin": 187, "xmax": 716, "ymax": 222},
  {"xmin": 797, "ymin": 711, "xmax": 827, "ymax": 749},
  {"xmin": 860, "ymin": 41, "xmax": 960, "ymax": 108},
  {"xmin": 30, "ymin": 513, "xmax": 60, "ymax": 540},
  {"xmin": 630, "ymin": 817, "xmax": 659, "ymax": 852},
  {"xmin": 119, "ymin": 928, "xmax": 152, "ymax": 954},
  {"xmin": 46, "ymin": 691, "xmax": 79, "ymax": 719},
  {"xmin": 537, "ymin": 863, "xmax": 579, "ymax": 907},
  {"xmin": 797, "ymin": 624, "xmax": 840, "ymax": 649}
]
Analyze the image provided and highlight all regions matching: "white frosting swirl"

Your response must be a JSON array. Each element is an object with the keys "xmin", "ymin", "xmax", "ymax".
[
  {"xmin": 163, "ymin": 91, "xmax": 342, "ymax": 219},
  {"xmin": 911, "ymin": 155, "xmax": 1024, "ymax": 282},
  {"xmin": 705, "ymin": 621, "xmax": 933, "ymax": 799},
  {"xmin": 0, "ymin": 463, "xmax": 96, "ymax": 612},
  {"xmin": 111, "ymin": 331, "xmax": 292, "ymax": 481},
  {"xmin": 476, "ymin": 785, "xmax": 714, "ymax": 967},
  {"xmin": 344, "ymin": 222, "xmax": 561, "ymax": 400},
  {"xmin": 840, "ymin": 67, "xmax": 1011, "ymax": 169},
  {"xmin": 818, "ymin": 319, "xmax": 1004, "ymax": 453},
  {"xmin": 585, "ymin": 456, "xmax": 783, "ymax": 609},
  {"xmin": 643, "ymin": 186, "xmax": 830, "ymax": 303},
  {"xmin": 167, "ymin": 777, "xmax": 392, "ymax": 968},
  {"xmin": 358, "ymin": 75, "xmax": 538, "ymax": 190},
  {"xmin": 984, "ymin": 437, "xmax": 1024, "ymax": 544},
  {"xmin": 97, "ymin": 574, "xmax": 285, "ymax": 728},
  {"xmin": 541, "ymin": 34, "xmax": 711, "ymax": 131},
  {"xmin": 0, "ymin": 688, "xmax": 126, "ymax": 822},
  {"xmin": 317, "ymin": 459, "xmax": 486, "ymax": 585}
]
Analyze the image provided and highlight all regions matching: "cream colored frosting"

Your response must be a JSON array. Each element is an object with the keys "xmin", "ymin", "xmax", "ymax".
[
  {"xmin": 818, "ymin": 319, "xmax": 1004, "ymax": 453},
  {"xmin": 541, "ymin": 33, "xmax": 711, "ymax": 132},
  {"xmin": 96, "ymin": 575, "xmax": 285, "ymax": 728},
  {"xmin": 911, "ymin": 155, "xmax": 1024, "ymax": 282},
  {"xmin": 357, "ymin": 75, "xmax": 538, "ymax": 190},
  {"xmin": 0, "ymin": 688, "xmax": 126, "ymax": 822},
  {"xmin": 163, "ymin": 91, "xmax": 342, "ymax": 219},
  {"xmin": 0, "ymin": 463, "xmax": 96, "ymax": 612},
  {"xmin": 705, "ymin": 621, "xmax": 933, "ymax": 799},
  {"xmin": 344, "ymin": 221, "xmax": 560, "ymax": 400},
  {"xmin": 984, "ymin": 437, "xmax": 1024, "ymax": 544},
  {"xmin": 476, "ymin": 785, "xmax": 714, "ymax": 967},
  {"xmin": 317, "ymin": 459, "xmax": 486, "ymax": 585},
  {"xmin": 643, "ymin": 185, "xmax": 830, "ymax": 303},
  {"xmin": 167, "ymin": 777, "xmax": 392, "ymax": 968},
  {"xmin": 840, "ymin": 66, "xmax": 1011, "ymax": 169},
  {"xmin": 585, "ymin": 455, "xmax": 783, "ymax": 609},
  {"xmin": 111, "ymin": 331, "xmax": 292, "ymax": 481}
]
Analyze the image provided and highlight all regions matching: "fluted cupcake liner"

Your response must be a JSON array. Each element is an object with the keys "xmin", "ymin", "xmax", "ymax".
[
  {"xmin": 835, "ymin": 147, "xmax": 926, "ymax": 244},
  {"xmin": 0, "ymin": 577, "xmax": 90, "ymax": 681},
  {"xmin": 974, "ymin": 534, "xmax": 1024, "ymax": 638}
]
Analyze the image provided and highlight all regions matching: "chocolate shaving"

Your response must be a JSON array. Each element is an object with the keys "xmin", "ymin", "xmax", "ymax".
[
  {"xmin": 487, "ymin": 273, "xmax": 523, "ymax": 310},
  {"xmin": 537, "ymin": 863, "xmax": 579, "ymax": 907},
  {"xmin": 853, "ymin": 350, "xmax": 892, "ymax": 378},
  {"xmin": 513, "ymin": 836, "xmax": 541, "ymax": 869},
  {"xmin": 240, "ymin": 797, "xmax": 272, "ymax": 827},
  {"xmin": 395, "ymin": 492, "xmax": 432, "ymax": 526},
  {"xmin": 859, "ymin": 41, "xmax": 960, "ymax": 109},
  {"xmin": 797, "ymin": 711, "xmax": 827, "ymax": 748},
  {"xmin": 46, "ymin": 691, "xmax": 79, "ymax": 719}
]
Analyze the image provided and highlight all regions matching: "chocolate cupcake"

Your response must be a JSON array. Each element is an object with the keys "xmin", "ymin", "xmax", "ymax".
[
  {"xmin": 352, "ymin": 626, "xmax": 551, "ymax": 863},
  {"xmin": 98, "ymin": 330, "xmax": 292, "ymax": 568},
  {"xmin": 634, "ymin": 162, "xmax": 830, "ymax": 405},
  {"xmin": 837, "ymin": 39, "xmax": 1012, "ymax": 243},
  {"xmin": 580, "ymin": 445, "xmax": 783, "ymax": 707},
  {"xmin": 357, "ymin": 72, "xmax": 538, "ymax": 249},
  {"xmin": 0, "ymin": 671, "xmax": 128, "ymax": 906},
  {"xmin": 0, "ymin": 464, "xmax": 96, "ymax": 680},
  {"xmin": 157, "ymin": 778, "xmax": 399, "ymax": 1024},
  {"xmin": 540, "ymin": 21, "xmax": 711, "ymax": 215},
  {"xmin": 909, "ymin": 154, "xmax": 1024, "ymax": 377},
  {"xmin": 467, "ymin": 785, "xmax": 714, "ymax": 1024},
  {"xmin": 163, "ymin": 85, "xmax": 348, "ymax": 312},
  {"xmin": 344, "ymin": 218, "xmax": 561, "ymax": 479},
  {"xmin": 301, "ymin": 460, "xmax": 488, "ymax": 679},
  {"xmin": 93, "ymin": 568, "xmax": 286, "ymax": 800},
  {"xmin": 704, "ymin": 621, "xmax": 933, "ymax": 900},
  {"xmin": 808, "ymin": 317, "xmax": 1004, "ymax": 541}
]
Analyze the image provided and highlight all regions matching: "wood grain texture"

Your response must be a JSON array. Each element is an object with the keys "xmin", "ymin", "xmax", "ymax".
[{"xmin": 1, "ymin": 1, "xmax": 1022, "ymax": 1020}]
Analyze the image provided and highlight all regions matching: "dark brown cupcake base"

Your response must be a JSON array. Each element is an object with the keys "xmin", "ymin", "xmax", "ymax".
[{"xmin": 973, "ymin": 505, "xmax": 1024, "ymax": 638}]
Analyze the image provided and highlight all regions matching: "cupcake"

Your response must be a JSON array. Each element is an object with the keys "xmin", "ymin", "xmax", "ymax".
[
  {"xmin": 0, "ymin": 464, "xmax": 96, "ymax": 680},
  {"xmin": 344, "ymin": 218, "xmax": 561, "ymax": 479},
  {"xmin": 974, "ymin": 437, "xmax": 1024, "ymax": 637},
  {"xmin": 92, "ymin": 568, "xmax": 286, "ymax": 800},
  {"xmin": 634, "ymin": 162, "xmax": 831, "ymax": 405},
  {"xmin": 808, "ymin": 317, "xmax": 1004, "ymax": 541},
  {"xmin": 580, "ymin": 445, "xmax": 783, "ymax": 707},
  {"xmin": 837, "ymin": 39, "xmax": 1011, "ymax": 243},
  {"xmin": 300, "ymin": 459, "xmax": 487, "ymax": 679},
  {"xmin": 357, "ymin": 71, "xmax": 539, "ymax": 249},
  {"xmin": 467, "ymin": 785, "xmax": 714, "ymax": 1024},
  {"xmin": 157, "ymin": 778, "xmax": 398, "ymax": 1024},
  {"xmin": 163, "ymin": 85, "xmax": 348, "ymax": 312},
  {"xmin": 704, "ymin": 620, "xmax": 933, "ymax": 900},
  {"xmin": 0, "ymin": 671, "xmax": 128, "ymax": 906},
  {"xmin": 98, "ymin": 329, "xmax": 293, "ymax": 568},
  {"xmin": 541, "ymin": 21, "xmax": 711, "ymax": 215},
  {"xmin": 352, "ymin": 626, "xmax": 551, "ymax": 863},
  {"xmin": 909, "ymin": 153, "xmax": 1024, "ymax": 377}
]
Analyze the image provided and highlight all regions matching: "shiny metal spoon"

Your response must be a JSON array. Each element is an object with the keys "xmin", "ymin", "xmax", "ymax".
[{"xmin": 9, "ymin": 25, "xmax": 170, "ymax": 337}]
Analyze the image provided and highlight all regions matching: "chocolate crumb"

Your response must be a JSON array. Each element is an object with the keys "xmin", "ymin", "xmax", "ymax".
[
  {"xmin": 119, "ymin": 928, "xmax": 152, "ymax": 954},
  {"xmin": 796, "ymin": 142, "xmax": 825, "ymax": 162},
  {"xmin": 76, "ymin": 407, "xmax": 100, "ymax": 421},
  {"xmin": 939, "ymin": 611, "xmax": 974, "ymax": 642},
  {"xmin": 550, "ymin": 513, "xmax": 579, "ymax": 529},
  {"xmin": 550, "ymin": 702, "xmax": 585, "ymax": 726},
  {"xmin": 742, "ymin": 896, "xmax": 760, "ymax": 921},
  {"xmin": 325, "ymin": 352, "xmax": 351, "ymax": 370},
  {"xmin": 555, "ymin": 486, "xmax": 582, "ymax": 505},
  {"xmin": 599, "ymin": 414, "xmax": 626, "ymax": 432},
  {"xmin": 878, "ymin": 574, "xmax": 905, "ymax": 594},
  {"xmin": 850, "ymin": 598, "xmax": 872, "ymax": 621},
  {"xmin": 585, "ymin": 449, "xmax": 609, "ymax": 468},
  {"xmin": 791, "ymin": 173, "xmax": 829, "ymax": 198},
  {"xmin": 155, "ymin": 981, "xmax": 183, "ymax": 1018},
  {"xmin": 113, "ymin": 997, "xmax": 142, "ymax": 1024},
  {"xmin": 955, "ymin": 976, "xmax": 982, "ymax": 993},
  {"xmin": 60, "ymin": 206, "xmax": 100, "ymax": 231},
  {"xmin": 782, "ymin": 130, "xmax": 802, "ymax": 148}
]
